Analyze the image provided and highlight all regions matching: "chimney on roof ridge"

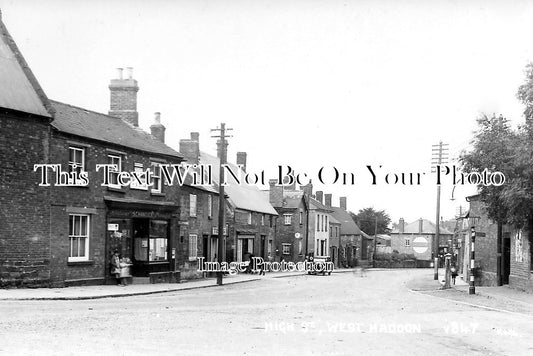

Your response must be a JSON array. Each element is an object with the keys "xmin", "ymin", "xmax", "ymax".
[
  {"xmin": 109, "ymin": 66, "xmax": 139, "ymax": 127},
  {"xmin": 180, "ymin": 132, "xmax": 200, "ymax": 164},
  {"xmin": 237, "ymin": 152, "xmax": 247, "ymax": 172},
  {"xmin": 324, "ymin": 194, "xmax": 332, "ymax": 207},
  {"xmin": 339, "ymin": 197, "xmax": 347, "ymax": 211},
  {"xmin": 301, "ymin": 183, "xmax": 313, "ymax": 197},
  {"xmin": 150, "ymin": 112, "xmax": 165, "ymax": 143},
  {"xmin": 269, "ymin": 179, "xmax": 283, "ymax": 208},
  {"xmin": 419, "ymin": 218, "xmax": 423, "ymax": 234},
  {"xmin": 399, "ymin": 218, "xmax": 405, "ymax": 234},
  {"xmin": 315, "ymin": 191, "xmax": 323, "ymax": 205}
]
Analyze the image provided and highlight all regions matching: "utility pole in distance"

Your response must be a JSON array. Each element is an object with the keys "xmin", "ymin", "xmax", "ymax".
[
  {"xmin": 431, "ymin": 141, "xmax": 449, "ymax": 280},
  {"xmin": 211, "ymin": 123, "xmax": 232, "ymax": 286}
]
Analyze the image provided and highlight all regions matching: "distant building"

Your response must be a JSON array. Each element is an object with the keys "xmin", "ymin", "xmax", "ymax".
[{"xmin": 390, "ymin": 218, "xmax": 453, "ymax": 267}]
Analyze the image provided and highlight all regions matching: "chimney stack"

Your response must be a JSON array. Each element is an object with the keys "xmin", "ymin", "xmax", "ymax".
[
  {"xmin": 236, "ymin": 152, "xmax": 247, "ymax": 172},
  {"xmin": 269, "ymin": 179, "xmax": 283, "ymax": 207},
  {"xmin": 419, "ymin": 218, "xmax": 423, "ymax": 234},
  {"xmin": 109, "ymin": 66, "xmax": 139, "ymax": 127},
  {"xmin": 315, "ymin": 191, "xmax": 323, "ymax": 205},
  {"xmin": 324, "ymin": 194, "xmax": 332, "ymax": 207},
  {"xmin": 150, "ymin": 112, "xmax": 165, "ymax": 143},
  {"xmin": 179, "ymin": 132, "xmax": 200, "ymax": 164},
  {"xmin": 301, "ymin": 183, "xmax": 313, "ymax": 197},
  {"xmin": 339, "ymin": 197, "xmax": 347, "ymax": 211},
  {"xmin": 399, "ymin": 218, "xmax": 404, "ymax": 234}
]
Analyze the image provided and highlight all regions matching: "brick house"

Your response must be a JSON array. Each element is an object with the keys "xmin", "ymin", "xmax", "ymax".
[
  {"xmin": 177, "ymin": 133, "xmax": 278, "ymax": 264},
  {"xmin": 325, "ymin": 195, "xmax": 370, "ymax": 267},
  {"xmin": 390, "ymin": 218, "xmax": 453, "ymax": 267},
  {"xmin": 268, "ymin": 181, "xmax": 308, "ymax": 263},
  {"xmin": 464, "ymin": 195, "xmax": 532, "ymax": 292},
  {"xmin": 178, "ymin": 133, "xmax": 220, "ymax": 279},
  {"xmin": 0, "ymin": 13, "xmax": 56, "ymax": 287}
]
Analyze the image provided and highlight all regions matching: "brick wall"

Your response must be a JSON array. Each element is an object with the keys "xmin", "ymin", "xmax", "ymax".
[
  {"xmin": 274, "ymin": 205, "xmax": 307, "ymax": 263},
  {"xmin": 46, "ymin": 132, "xmax": 182, "ymax": 285},
  {"xmin": 0, "ymin": 111, "xmax": 52, "ymax": 287}
]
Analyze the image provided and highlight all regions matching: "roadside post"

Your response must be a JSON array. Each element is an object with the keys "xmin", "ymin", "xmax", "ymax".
[{"xmin": 444, "ymin": 252, "xmax": 452, "ymax": 289}]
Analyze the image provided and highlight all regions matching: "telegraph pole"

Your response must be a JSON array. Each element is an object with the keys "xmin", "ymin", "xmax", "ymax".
[
  {"xmin": 431, "ymin": 141, "xmax": 449, "ymax": 280},
  {"xmin": 211, "ymin": 123, "xmax": 232, "ymax": 285}
]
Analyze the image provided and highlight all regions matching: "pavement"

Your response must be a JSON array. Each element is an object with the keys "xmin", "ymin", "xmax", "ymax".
[{"xmin": 0, "ymin": 268, "xmax": 357, "ymax": 301}]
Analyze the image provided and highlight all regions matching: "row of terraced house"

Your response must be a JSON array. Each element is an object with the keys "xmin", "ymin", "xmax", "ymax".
[{"xmin": 0, "ymin": 13, "xmax": 370, "ymax": 287}]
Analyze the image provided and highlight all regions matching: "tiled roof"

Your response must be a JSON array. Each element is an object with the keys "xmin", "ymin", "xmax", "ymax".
[
  {"xmin": 200, "ymin": 152, "xmax": 278, "ymax": 215},
  {"xmin": 309, "ymin": 197, "xmax": 332, "ymax": 211},
  {"xmin": 50, "ymin": 101, "xmax": 182, "ymax": 159},
  {"xmin": 282, "ymin": 190, "xmax": 305, "ymax": 209},
  {"xmin": 329, "ymin": 206, "xmax": 366, "ymax": 236},
  {"xmin": 0, "ymin": 16, "xmax": 53, "ymax": 118},
  {"xmin": 391, "ymin": 219, "xmax": 453, "ymax": 235}
]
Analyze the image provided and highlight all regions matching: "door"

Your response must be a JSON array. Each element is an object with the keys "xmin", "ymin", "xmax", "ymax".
[
  {"xmin": 260, "ymin": 235, "xmax": 266, "ymax": 258},
  {"xmin": 503, "ymin": 234, "xmax": 511, "ymax": 285}
]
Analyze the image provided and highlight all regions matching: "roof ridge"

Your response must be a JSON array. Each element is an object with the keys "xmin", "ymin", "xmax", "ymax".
[{"xmin": 49, "ymin": 99, "xmax": 121, "ymax": 120}]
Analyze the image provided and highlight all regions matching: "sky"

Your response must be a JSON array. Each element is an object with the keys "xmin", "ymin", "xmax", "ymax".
[{"xmin": 1, "ymin": 0, "xmax": 532, "ymax": 226}]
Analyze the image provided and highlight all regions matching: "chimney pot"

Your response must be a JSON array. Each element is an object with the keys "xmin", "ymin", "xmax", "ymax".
[
  {"xmin": 154, "ymin": 112, "xmax": 161, "ymax": 124},
  {"xmin": 191, "ymin": 132, "xmax": 199, "ymax": 141},
  {"xmin": 150, "ymin": 112, "xmax": 165, "ymax": 143},
  {"xmin": 116, "ymin": 68, "xmax": 123, "ymax": 80},
  {"xmin": 315, "ymin": 191, "xmax": 324, "ymax": 204},
  {"xmin": 126, "ymin": 67, "xmax": 133, "ymax": 79}
]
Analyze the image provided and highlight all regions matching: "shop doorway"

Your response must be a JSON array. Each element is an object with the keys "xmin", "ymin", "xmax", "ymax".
[
  {"xmin": 502, "ymin": 233, "xmax": 511, "ymax": 285},
  {"xmin": 131, "ymin": 218, "xmax": 170, "ymax": 276}
]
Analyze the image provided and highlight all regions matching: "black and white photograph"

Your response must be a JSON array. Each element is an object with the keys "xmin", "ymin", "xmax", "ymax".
[{"xmin": 1, "ymin": 1, "xmax": 532, "ymax": 355}]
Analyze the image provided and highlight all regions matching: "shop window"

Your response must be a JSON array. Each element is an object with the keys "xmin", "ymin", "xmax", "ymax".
[
  {"xmin": 151, "ymin": 162, "xmax": 162, "ymax": 194},
  {"xmin": 69, "ymin": 214, "xmax": 90, "ymax": 261},
  {"xmin": 189, "ymin": 234, "xmax": 198, "ymax": 260},
  {"xmin": 149, "ymin": 220, "xmax": 168, "ymax": 261},
  {"xmin": 107, "ymin": 154, "xmax": 121, "ymax": 188},
  {"xmin": 68, "ymin": 146, "xmax": 85, "ymax": 178},
  {"xmin": 282, "ymin": 243, "xmax": 291, "ymax": 255},
  {"xmin": 131, "ymin": 163, "xmax": 148, "ymax": 190},
  {"xmin": 190, "ymin": 194, "xmax": 197, "ymax": 217},
  {"xmin": 284, "ymin": 214, "xmax": 292, "ymax": 225}
]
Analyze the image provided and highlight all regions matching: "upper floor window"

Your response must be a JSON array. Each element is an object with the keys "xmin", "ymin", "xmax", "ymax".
[
  {"xmin": 405, "ymin": 238, "xmax": 411, "ymax": 247},
  {"xmin": 299, "ymin": 212, "xmax": 303, "ymax": 225},
  {"xmin": 151, "ymin": 162, "xmax": 162, "ymax": 194},
  {"xmin": 261, "ymin": 214, "xmax": 265, "ymax": 226},
  {"xmin": 107, "ymin": 154, "xmax": 121, "ymax": 188},
  {"xmin": 190, "ymin": 194, "xmax": 197, "ymax": 217},
  {"xmin": 284, "ymin": 214, "xmax": 292, "ymax": 225},
  {"xmin": 247, "ymin": 212, "xmax": 252, "ymax": 225},
  {"xmin": 68, "ymin": 146, "xmax": 85, "ymax": 177},
  {"xmin": 325, "ymin": 216, "xmax": 328, "ymax": 232},
  {"xmin": 131, "ymin": 163, "xmax": 148, "ymax": 190},
  {"xmin": 282, "ymin": 243, "xmax": 291, "ymax": 255}
]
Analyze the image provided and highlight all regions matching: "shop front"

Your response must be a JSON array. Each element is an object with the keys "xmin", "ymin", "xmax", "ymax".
[{"xmin": 104, "ymin": 197, "xmax": 179, "ymax": 280}]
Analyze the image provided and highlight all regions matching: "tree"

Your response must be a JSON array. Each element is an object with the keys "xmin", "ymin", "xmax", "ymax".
[
  {"xmin": 351, "ymin": 207, "xmax": 391, "ymax": 235},
  {"xmin": 459, "ymin": 113, "xmax": 518, "ymax": 224},
  {"xmin": 459, "ymin": 61, "xmax": 533, "ymax": 227}
]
